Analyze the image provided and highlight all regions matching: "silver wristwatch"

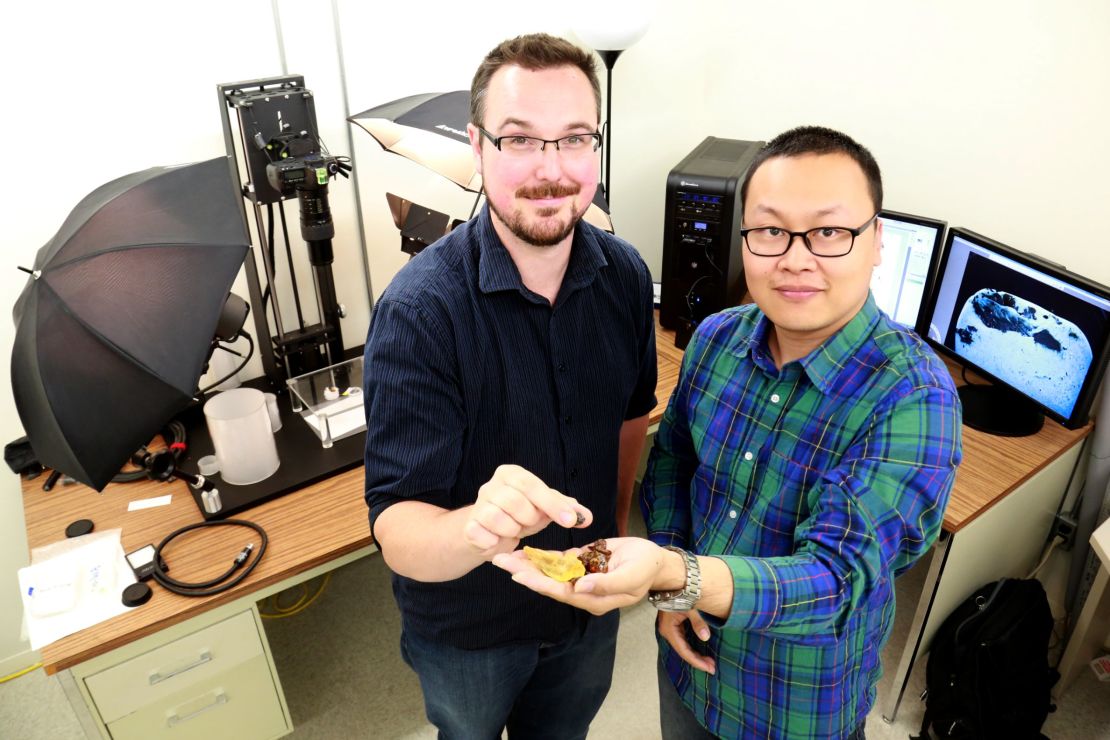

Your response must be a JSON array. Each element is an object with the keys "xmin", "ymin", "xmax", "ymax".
[{"xmin": 648, "ymin": 546, "xmax": 702, "ymax": 612}]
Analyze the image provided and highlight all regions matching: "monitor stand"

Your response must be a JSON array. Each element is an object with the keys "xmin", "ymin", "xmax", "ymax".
[{"xmin": 958, "ymin": 382, "xmax": 1045, "ymax": 437}]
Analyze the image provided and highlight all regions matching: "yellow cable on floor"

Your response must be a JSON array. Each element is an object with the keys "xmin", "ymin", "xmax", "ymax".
[
  {"xmin": 267, "ymin": 583, "xmax": 309, "ymax": 614},
  {"xmin": 261, "ymin": 573, "xmax": 332, "ymax": 619},
  {"xmin": 0, "ymin": 662, "xmax": 42, "ymax": 683}
]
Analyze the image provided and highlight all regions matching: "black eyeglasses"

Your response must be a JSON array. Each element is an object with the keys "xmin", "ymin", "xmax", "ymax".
[
  {"xmin": 477, "ymin": 126, "xmax": 602, "ymax": 157},
  {"xmin": 740, "ymin": 214, "xmax": 879, "ymax": 258}
]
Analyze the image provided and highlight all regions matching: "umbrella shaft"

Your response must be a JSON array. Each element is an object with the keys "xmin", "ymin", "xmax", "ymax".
[{"xmin": 605, "ymin": 64, "xmax": 613, "ymax": 204}]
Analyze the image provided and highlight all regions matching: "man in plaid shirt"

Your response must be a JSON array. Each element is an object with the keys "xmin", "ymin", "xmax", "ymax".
[{"xmin": 496, "ymin": 126, "xmax": 963, "ymax": 738}]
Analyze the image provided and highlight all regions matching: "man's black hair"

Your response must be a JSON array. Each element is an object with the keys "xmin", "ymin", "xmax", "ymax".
[{"xmin": 739, "ymin": 126, "xmax": 883, "ymax": 213}]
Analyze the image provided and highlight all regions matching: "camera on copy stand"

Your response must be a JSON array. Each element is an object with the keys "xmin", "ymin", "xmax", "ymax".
[{"xmin": 219, "ymin": 76, "xmax": 355, "ymax": 385}]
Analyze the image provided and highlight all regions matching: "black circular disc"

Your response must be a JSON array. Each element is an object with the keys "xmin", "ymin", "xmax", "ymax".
[
  {"xmin": 122, "ymin": 582, "xmax": 152, "ymax": 607},
  {"xmin": 65, "ymin": 519, "xmax": 94, "ymax": 538}
]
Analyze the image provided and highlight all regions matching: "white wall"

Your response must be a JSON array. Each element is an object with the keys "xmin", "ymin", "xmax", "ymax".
[
  {"xmin": 612, "ymin": 1, "xmax": 1110, "ymax": 288},
  {"xmin": 3, "ymin": 0, "xmax": 1109, "ymax": 672},
  {"xmin": 0, "ymin": 0, "xmax": 285, "ymax": 674}
]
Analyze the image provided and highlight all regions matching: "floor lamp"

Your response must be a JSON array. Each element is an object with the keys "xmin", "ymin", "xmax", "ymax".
[{"xmin": 573, "ymin": 6, "xmax": 652, "ymax": 207}]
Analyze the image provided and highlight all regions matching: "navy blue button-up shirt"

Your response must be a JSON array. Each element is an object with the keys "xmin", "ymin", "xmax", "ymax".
[{"xmin": 363, "ymin": 206, "xmax": 656, "ymax": 648}]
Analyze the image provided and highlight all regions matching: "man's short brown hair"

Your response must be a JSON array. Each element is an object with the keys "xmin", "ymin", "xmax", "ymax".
[{"xmin": 470, "ymin": 33, "xmax": 601, "ymax": 128}]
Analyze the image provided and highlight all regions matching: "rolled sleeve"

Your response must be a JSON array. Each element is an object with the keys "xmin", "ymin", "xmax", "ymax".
[{"xmin": 362, "ymin": 298, "xmax": 465, "ymax": 542}]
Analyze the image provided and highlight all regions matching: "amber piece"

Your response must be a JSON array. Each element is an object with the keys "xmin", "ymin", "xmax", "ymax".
[
  {"xmin": 523, "ymin": 546, "xmax": 586, "ymax": 582},
  {"xmin": 577, "ymin": 539, "xmax": 611, "ymax": 574}
]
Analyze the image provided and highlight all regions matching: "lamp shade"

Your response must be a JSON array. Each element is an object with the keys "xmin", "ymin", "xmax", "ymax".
[{"xmin": 572, "ymin": 0, "xmax": 653, "ymax": 51}]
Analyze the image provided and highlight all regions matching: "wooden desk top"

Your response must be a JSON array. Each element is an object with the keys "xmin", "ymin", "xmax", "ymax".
[
  {"xmin": 652, "ymin": 314, "xmax": 684, "ymax": 426},
  {"xmin": 942, "ymin": 358, "xmax": 1090, "ymax": 531},
  {"xmin": 21, "ymin": 315, "xmax": 1088, "ymax": 673},
  {"xmin": 24, "ymin": 467, "xmax": 368, "ymax": 674}
]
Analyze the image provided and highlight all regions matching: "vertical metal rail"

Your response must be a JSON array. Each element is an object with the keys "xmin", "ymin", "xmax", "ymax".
[{"xmin": 216, "ymin": 83, "xmax": 280, "ymax": 383}]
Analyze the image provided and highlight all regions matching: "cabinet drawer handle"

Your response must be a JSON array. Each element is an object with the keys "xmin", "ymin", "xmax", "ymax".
[
  {"xmin": 148, "ymin": 649, "xmax": 213, "ymax": 685},
  {"xmin": 166, "ymin": 690, "xmax": 228, "ymax": 727}
]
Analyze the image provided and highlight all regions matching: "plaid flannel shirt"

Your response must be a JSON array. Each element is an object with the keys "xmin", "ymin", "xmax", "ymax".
[{"xmin": 643, "ymin": 295, "xmax": 962, "ymax": 738}]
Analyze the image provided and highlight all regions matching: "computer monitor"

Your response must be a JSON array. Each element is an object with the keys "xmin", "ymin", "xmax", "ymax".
[
  {"xmin": 872, "ymin": 210, "xmax": 946, "ymax": 328},
  {"xmin": 918, "ymin": 227, "xmax": 1110, "ymax": 435}
]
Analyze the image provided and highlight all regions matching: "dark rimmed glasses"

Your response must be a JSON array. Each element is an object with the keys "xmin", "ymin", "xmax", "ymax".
[
  {"xmin": 477, "ymin": 126, "xmax": 602, "ymax": 157},
  {"xmin": 740, "ymin": 214, "xmax": 878, "ymax": 258}
]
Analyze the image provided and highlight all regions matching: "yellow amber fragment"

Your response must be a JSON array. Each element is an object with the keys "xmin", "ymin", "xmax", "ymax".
[{"xmin": 523, "ymin": 546, "xmax": 586, "ymax": 582}]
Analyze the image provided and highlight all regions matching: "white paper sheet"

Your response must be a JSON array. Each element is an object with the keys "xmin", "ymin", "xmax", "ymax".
[
  {"xmin": 17, "ymin": 528, "xmax": 136, "ymax": 650},
  {"xmin": 127, "ymin": 494, "xmax": 173, "ymax": 511}
]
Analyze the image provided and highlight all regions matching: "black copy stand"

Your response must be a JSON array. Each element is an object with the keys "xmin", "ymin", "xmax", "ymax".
[{"xmin": 178, "ymin": 376, "xmax": 364, "ymax": 520}]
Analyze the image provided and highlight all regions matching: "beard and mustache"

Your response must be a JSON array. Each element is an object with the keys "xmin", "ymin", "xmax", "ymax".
[{"xmin": 488, "ymin": 182, "xmax": 587, "ymax": 247}]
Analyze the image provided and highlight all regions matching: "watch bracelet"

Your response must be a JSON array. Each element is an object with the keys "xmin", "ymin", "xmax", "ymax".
[{"xmin": 648, "ymin": 545, "xmax": 701, "ymax": 608}]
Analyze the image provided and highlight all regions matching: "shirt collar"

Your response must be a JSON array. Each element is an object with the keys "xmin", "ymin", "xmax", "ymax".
[
  {"xmin": 475, "ymin": 205, "xmax": 607, "ymax": 301},
  {"xmin": 739, "ymin": 293, "xmax": 882, "ymax": 393},
  {"xmin": 801, "ymin": 293, "xmax": 881, "ymax": 393}
]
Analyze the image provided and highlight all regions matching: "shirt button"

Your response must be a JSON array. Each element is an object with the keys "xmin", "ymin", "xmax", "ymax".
[
  {"xmin": 728, "ymin": 510, "xmax": 737, "ymax": 519},
  {"xmin": 564, "ymin": 415, "xmax": 572, "ymax": 425},
  {"xmin": 743, "ymin": 451, "xmax": 753, "ymax": 461},
  {"xmin": 771, "ymin": 393, "xmax": 781, "ymax": 404},
  {"xmin": 558, "ymin": 362, "xmax": 567, "ymax": 372},
  {"xmin": 570, "ymin": 468, "xmax": 579, "ymax": 479}
]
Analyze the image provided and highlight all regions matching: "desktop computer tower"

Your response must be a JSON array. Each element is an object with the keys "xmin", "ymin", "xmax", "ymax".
[{"xmin": 659, "ymin": 136, "xmax": 763, "ymax": 348}]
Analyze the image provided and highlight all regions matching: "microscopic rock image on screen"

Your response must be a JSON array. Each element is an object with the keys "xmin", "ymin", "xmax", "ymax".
[{"xmin": 954, "ymin": 289, "xmax": 1092, "ymax": 417}]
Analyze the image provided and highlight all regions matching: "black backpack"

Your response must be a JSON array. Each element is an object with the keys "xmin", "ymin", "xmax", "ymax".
[{"xmin": 911, "ymin": 578, "xmax": 1059, "ymax": 739}]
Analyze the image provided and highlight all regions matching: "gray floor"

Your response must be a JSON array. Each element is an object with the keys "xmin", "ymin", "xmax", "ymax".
[{"xmin": 4, "ymin": 518, "xmax": 1110, "ymax": 739}]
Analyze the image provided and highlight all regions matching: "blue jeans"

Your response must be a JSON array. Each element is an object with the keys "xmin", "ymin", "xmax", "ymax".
[
  {"xmin": 657, "ymin": 660, "xmax": 866, "ymax": 740},
  {"xmin": 400, "ymin": 611, "xmax": 619, "ymax": 740}
]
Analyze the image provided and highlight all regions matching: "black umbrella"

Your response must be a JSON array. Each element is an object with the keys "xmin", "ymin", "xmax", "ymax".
[
  {"xmin": 11, "ymin": 156, "xmax": 250, "ymax": 490},
  {"xmin": 349, "ymin": 91, "xmax": 613, "ymax": 231}
]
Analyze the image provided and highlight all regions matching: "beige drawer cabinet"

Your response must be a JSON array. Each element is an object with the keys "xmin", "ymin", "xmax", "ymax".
[{"xmin": 67, "ymin": 605, "xmax": 291, "ymax": 740}]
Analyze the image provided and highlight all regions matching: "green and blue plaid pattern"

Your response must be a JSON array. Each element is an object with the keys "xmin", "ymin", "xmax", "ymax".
[{"xmin": 643, "ymin": 295, "xmax": 962, "ymax": 739}]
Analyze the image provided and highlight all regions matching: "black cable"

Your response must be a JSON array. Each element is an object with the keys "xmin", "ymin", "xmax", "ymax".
[
  {"xmin": 113, "ymin": 420, "xmax": 187, "ymax": 484},
  {"xmin": 152, "ymin": 519, "xmax": 267, "ymax": 597},
  {"xmin": 685, "ymin": 275, "xmax": 714, "ymax": 318},
  {"xmin": 277, "ymin": 200, "xmax": 306, "ymax": 329},
  {"xmin": 262, "ymin": 203, "xmax": 275, "ymax": 313},
  {"xmin": 703, "ymin": 242, "xmax": 724, "ymax": 275},
  {"xmin": 308, "ymin": 119, "xmax": 329, "ymax": 157},
  {"xmin": 961, "ymin": 366, "xmax": 982, "ymax": 386},
  {"xmin": 112, "ymin": 468, "xmax": 148, "ymax": 484},
  {"xmin": 197, "ymin": 332, "xmax": 255, "ymax": 395}
]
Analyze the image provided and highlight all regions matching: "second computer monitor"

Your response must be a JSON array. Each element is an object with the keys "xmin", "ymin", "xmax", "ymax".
[
  {"xmin": 918, "ymin": 227, "xmax": 1110, "ymax": 432},
  {"xmin": 873, "ymin": 210, "xmax": 947, "ymax": 328}
]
